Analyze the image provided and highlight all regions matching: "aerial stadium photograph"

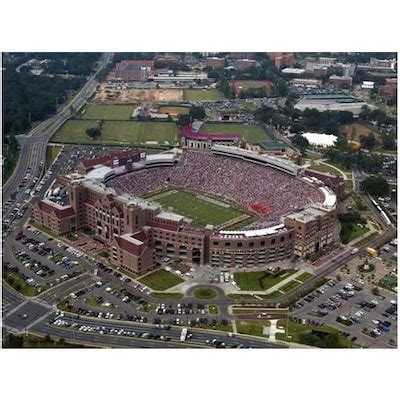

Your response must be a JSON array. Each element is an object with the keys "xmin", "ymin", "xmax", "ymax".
[{"xmin": 2, "ymin": 51, "xmax": 397, "ymax": 351}]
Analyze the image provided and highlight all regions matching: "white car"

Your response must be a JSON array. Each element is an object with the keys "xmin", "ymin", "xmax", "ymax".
[{"xmin": 372, "ymin": 320, "xmax": 380, "ymax": 325}]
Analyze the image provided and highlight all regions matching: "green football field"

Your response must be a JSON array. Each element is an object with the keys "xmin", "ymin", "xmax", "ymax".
[
  {"xmin": 200, "ymin": 123, "xmax": 272, "ymax": 143},
  {"xmin": 52, "ymin": 120, "xmax": 178, "ymax": 145},
  {"xmin": 81, "ymin": 104, "xmax": 134, "ymax": 120},
  {"xmin": 149, "ymin": 190, "xmax": 247, "ymax": 227},
  {"xmin": 183, "ymin": 89, "xmax": 226, "ymax": 102}
]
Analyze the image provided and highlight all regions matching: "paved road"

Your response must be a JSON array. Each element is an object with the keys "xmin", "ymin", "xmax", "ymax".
[{"xmin": 2, "ymin": 53, "xmax": 113, "ymax": 218}]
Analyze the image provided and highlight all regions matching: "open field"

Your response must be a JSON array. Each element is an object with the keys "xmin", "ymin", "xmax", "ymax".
[
  {"xmin": 200, "ymin": 123, "xmax": 271, "ymax": 144},
  {"xmin": 341, "ymin": 122, "xmax": 381, "ymax": 142},
  {"xmin": 52, "ymin": 120, "xmax": 178, "ymax": 145},
  {"xmin": 158, "ymin": 105, "xmax": 190, "ymax": 115},
  {"xmin": 150, "ymin": 189, "xmax": 249, "ymax": 227},
  {"xmin": 183, "ymin": 89, "xmax": 226, "ymax": 102},
  {"xmin": 81, "ymin": 104, "xmax": 134, "ymax": 120},
  {"xmin": 233, "ymin": 269, "xmax": 296, "ymax": 291},
  {"xmin": 94, "ymin": 84, "xmax": 183, "ymax": 103},
  {"xmin": 139, "ymin": 269, "xmax": 184, "ymax": 291}
]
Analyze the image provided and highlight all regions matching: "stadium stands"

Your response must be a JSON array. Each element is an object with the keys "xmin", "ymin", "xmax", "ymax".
[{"xmin": 107, "ymin": 150, "xmax": 324, "ymax": 228}]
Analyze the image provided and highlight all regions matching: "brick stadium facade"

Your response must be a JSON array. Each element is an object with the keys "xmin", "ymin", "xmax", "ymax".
[{"xmin": 32, "ymin": 148, "xmax": 337, "ymax": 275}]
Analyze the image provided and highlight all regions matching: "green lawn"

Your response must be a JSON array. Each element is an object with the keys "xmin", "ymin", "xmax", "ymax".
[
  {"xmin": 81, "ymin": 104, "xmax": 134, "ymax": 120},
  {"xmin": 139, "ymin": 269, "xmax": 184, "ymax": 291},
  {"xmin": 379, "ymin": 274, "xmax": 397, "ymax": 292},
  {"xmin": 234, "ymin": 269, "xmax": 296, "ymax": 291},
  {"xmin": 183, "ymin": 89, "xmax": 226, "ymax": 101},
  {"xmin": 208, "ymin": 305, "xmax": 219, "ymax": 314},
  {"xmin": 52, "ymin": 120, "xmax": 178, "ymax": 145},
  {"xmin": 308, "ymin": 163, "xmax": 342, "ymax": 176},
  {"xmin": 295, "ymin": 272, "xmax": 314, "ymax": 283},
  {"xmin": 200, "ymin": 123, "xmax": 272, "ymax": 144},
  {"xmin": 276, "ymin": 320, "xmax": 354, "ymax": 348},
  {"xmin": 236, "ymin": 320, "xmax": 270, "ymax": 337},
  {"xmin": 151, "ymin": 292, "xmax": 184, "ymax": 299},
  {"xmin": 151, "ymin": 189, "xmax": 247, "ymax": 227},
  {"xmin": 46, "ymin": 146, "xmax": 61, "ymax": 168},
  {"xmin": 347, "ymin": 224, "xmax": 369, "ymax": 242},
  {"xmin": 279, "ymin": 279, "xmax": 302, "ymax": 293},
  {"xmin": 193, "ymin": 288, "xmax": 217, "ymax": 300}
]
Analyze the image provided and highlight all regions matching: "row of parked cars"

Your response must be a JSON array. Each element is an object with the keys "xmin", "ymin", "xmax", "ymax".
[
  {"xmin": 155, "ymin": 302, "xmax": 207, "ymax": 315},
  {"xmin": 14, "ymin": 250, "xmax": 55, "ymax": 278},
  {"xmin": 52, "ymin": 318, "xmax": 172, "ymax": 341}
]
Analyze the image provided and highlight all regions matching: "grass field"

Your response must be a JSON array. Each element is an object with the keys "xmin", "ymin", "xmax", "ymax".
[
  {"xmin": 139, "ymin": 269, "xmax": 184, "ymax": 291},
  {"xmin": 341, "ymin": 122, "xmax": 381, "ymax": 141},
  {"xmin": 81, "ymin": 104, "xmax": 134, "ymax": 120},
  {"xmin": 151, "ymin": 189, "xmax": 247, "ymax": 227},
  {"xmin": 183, "ymin": 89, "xmax": 226, "ymax": 102},
  {"xmin": 296, "ymin": 272, "xmax": 314, "ymax": 283},
  {"xmin": 52, "ymin": 120, "xmax": 178, "ymax": 145},
  {"xmin": 234, "ymin": 269, "xmax": 296, "ymax": 291},
  {"xmin": 158, "ymin": 105, "xmax": 190, "ymax": 115},
  {"xmin": 308, "ymin": 163, "xmax": 343, "ymax": 176},
  {"xmin": 279, "ymin": 279, "xmax": 302, "ymax": 293},
  {"xmin": 200, "ymin": 123, "xmax": 271, "ymax": 144},
  {"xmin": 151, "ymin": 292, "xmax": 184, "ymax": 299},
  {"xmin": 193, "ymin": 288, "xmax": 217, "ymax": 300},
  {"xmin": 236, "ymin": 320, "xmax": 270, "ymax": 337},
  {"xmin": 276, "ymin": 320, "xmax": 354, "ymax": 348},
  {"xmin": 348, "ymin": 225, "xmax": 369, "ymax": 242},
  {"xmin": 46, "ymin": 146, "xmax": 61, "ymax": 168}
]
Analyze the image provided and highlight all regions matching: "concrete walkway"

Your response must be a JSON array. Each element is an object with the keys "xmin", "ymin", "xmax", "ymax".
[{"xmin": 265, "ymin": 319, "xmax": 285, "ymax": 342}]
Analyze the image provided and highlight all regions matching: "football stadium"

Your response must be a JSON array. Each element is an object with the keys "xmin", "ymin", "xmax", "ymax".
[{"xmin": 33, "ymin": 126, "xmax": 338, "ymax": 276}]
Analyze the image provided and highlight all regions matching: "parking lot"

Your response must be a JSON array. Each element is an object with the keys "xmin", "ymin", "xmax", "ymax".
[{"xmin": 292, "ymin": 275, "xmax": 397, "ymax": 348}]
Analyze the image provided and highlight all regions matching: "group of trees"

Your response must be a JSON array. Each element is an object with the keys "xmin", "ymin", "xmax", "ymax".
[
  {"xmin": 360, "ymin": 176, "xmax": 390, "ymax": 196},
  {"xmin": 86, "ymin": 120, "xmax": 105, "ymax": 140},
  {"xmin": 325, "ymin": 149, "xmax": 389, "ymax": 174},
  {"xmin": 177, "ymin": 106, "xmax": 206, "ymax": 126},
  {"xmin": 238, "ymin": 87, "xmax": 268, "ymax": 99},
  {"xmin": 359, "ymin": 106, "xmax": 396, "ymax": 127},
  {"xmin": 338, "ymin": 211, "xmax": 366, "ymax": 244},
  {"xmin": 3, "ymin": 53, "xmax": 100, "ymax": 182},
  {"xmin": 297, "ymin": 109, "xmax": 354, "ymax": 136},
  {"xmin": 216, "ymin": 79, "xmax": 233, "ymax": 98}
]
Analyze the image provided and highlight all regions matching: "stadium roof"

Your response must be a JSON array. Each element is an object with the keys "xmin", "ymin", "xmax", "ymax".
[
  {"xmin": 219, "ymin": 224, "xmax": 287, "ymax": 238},
  {"xmin": 85, "ymin": 165, "xmax": 114, "ymax": 181}
]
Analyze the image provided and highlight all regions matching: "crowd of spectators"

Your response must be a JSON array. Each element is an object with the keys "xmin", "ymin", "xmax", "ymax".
[{"xmin": 107, "ymin": 150, "xmax": 324, "ymax": 228}]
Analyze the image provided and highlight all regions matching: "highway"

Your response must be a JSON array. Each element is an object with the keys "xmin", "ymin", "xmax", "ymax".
[{"xmin": 2, "ymin": 53, "xmax": 114, "ymax": 221}]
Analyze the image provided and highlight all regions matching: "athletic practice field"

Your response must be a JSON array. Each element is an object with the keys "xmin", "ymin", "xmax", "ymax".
[
  {"xmin": 183, "ymin": 89, "xmax": 226, "ymax": 102},
  {"xmin": 200, "ymin": 123, "xmax": 272, "ymax": 144},
  {"xmin": 148, "ymin": 189, "xmax": 248, "ymax": 227},
  {"xmin": 81, "ymin": 104, "xmax": 134, "ymax": 120},
  {"xmin": 52, "ymin": 120, "xmax": 178, "ymax": 145}
]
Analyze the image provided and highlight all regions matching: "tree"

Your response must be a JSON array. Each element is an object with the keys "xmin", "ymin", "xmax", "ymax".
[
  {"xmin": 359, "ymin": 132, "xmax": 376, "ymax": 150},
  {"xmin": 382, "ymin": 134, "xmax": 396, "ymax": 150},
  {"xmin": 85, "ymin": 127, "xmax": 102, "ymax": 140},
  {"xmin": 189, "ymin": 106, "xmax": 206, "ymax": 121},
  {"xmin": 360, "ymin": 175, "xmax": 389, "ymax": 196},
  {"xmin": 177, "ymin": 114, "xmax": 191, "ymax": 126},
  {"xmin": 291, "ymin": 134, "xmax": 309, "ymax": 151}
]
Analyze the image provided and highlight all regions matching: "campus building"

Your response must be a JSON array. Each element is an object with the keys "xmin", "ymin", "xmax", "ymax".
[
  {"xmin": 205, "ymin": 57, "xmax": 225, "ymax": 69},
  {"xmin": 33, "ymin": 146, "xmax": 338, "ymax": 274}
]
